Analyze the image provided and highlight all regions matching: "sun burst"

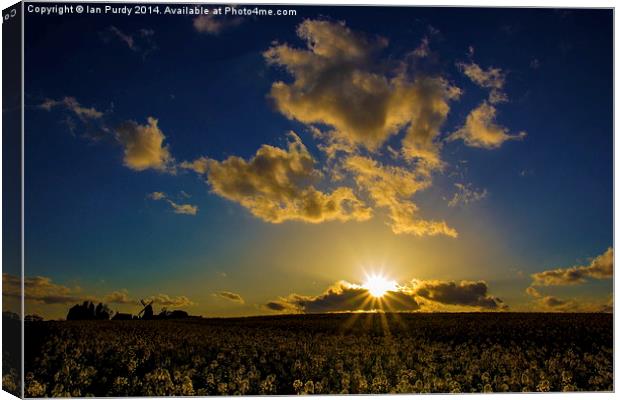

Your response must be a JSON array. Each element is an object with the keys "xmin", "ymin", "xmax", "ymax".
[{"xmin": 363, "ymin": 274, "xmax": 397, "ymax": 298}]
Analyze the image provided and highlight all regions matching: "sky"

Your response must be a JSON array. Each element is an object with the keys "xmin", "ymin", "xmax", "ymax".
[{"xmin": 5, "ymin": 5, "xmax": 612, "ymax": 319}]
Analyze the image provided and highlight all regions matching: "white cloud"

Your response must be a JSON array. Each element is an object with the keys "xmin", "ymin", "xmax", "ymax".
[
  {"xmin": 40, "ymin": 97, "xmax": 103, "ymax": 120},
  {"xmin": 103, "ymin": 26, "xmax": 157, "ymax": 56}
]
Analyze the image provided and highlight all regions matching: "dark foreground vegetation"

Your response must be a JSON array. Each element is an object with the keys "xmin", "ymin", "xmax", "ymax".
[
  {"xmin": 2, "ymin": 312, "xmax": 21, "ymax": 397},
  {"xmin": 22, "ymin": 313, "xmax": 612, "ymax": 396}
]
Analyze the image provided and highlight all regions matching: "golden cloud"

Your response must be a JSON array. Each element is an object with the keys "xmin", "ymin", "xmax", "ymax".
[
  {"xmin": 457, "ymin": 61, "xmax": 505, "ymax": 89},
  {"xmin": 525, "ymin": 289, "xmax": 610, "ymax": 313},
  {"xmin": 531, "ymin": 247, "xmax": 613, "ymax": 286},
  {"xmin": 147, "ymin": 191, "xmax": 198, "ymax": 215},
  {"xmin": 538, "ymin": 295, "xmax": 570, "ymax": 309},
  {"xmin": 115, "ymin": 117, "xmax": 174, "ymax": 172},
  {"xmin": 398, "ymin": 76, "xmax": 461, "ymax": 170},
  {"xmin": 4, "ymin": 274, "xmax": 195, "ymax": 312},
  {"xmin": 213, "ymin": 291, "xmax": 245, "ymax": 304},
  {"xmin": 266, "ymin": 281, "xmax": 420, "ymax": 313},
  {"xmin": 103, "ymin": 290, "xmax": 135, "ymax": 305},
  {"xmin": 39, "ymin": 97, "xmax": 175, "ymax": 173},
  {"xmin": 449, "ymin": 101, "xmax": 526, "ymax": 149},
  {"xmin": 148, "ymin": 191, "xmax": 166, "ymax": 200},
  {"xmin": 145, "ymin": 294, "xmax": 195, "ymax": 308},
  {"xmin": 264, "ymin": 19, "xmax": 460, "ymax": 168},
  {"xmin": 167, "ymin": 202, "xmax": 198, "ymax": 215},
  {"xmin": 525, "ymin": 286, "xmax": 541, "ymax": 298},
  {"xmin": 267, "ymin": 278, "xmax": 506, "ymax": 313},
  {"xmin": 345, "ymin": 155, "xmax": 457, "ymax": 237},
  {"xmin": 182, "ymin": 133, "xmax": 372, "ymax": 224},
  {"xmin": 3, "ymin": 273, "xmax": 84, "ymax": 305},
  {"xmin": 456, "ymin": 61, "xmax": 507, "ymax": 104},
  {"xmin": 452, "ymin": 59, "xmax": 526, "ymax": 149}
]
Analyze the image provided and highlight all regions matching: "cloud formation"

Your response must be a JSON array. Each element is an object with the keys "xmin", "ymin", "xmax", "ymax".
[
  {"xmin": 108, "ymin": 26, "xmax": 135, "ymax": 49},
  {"xmin": 266, "ymin": 281, "xmax": 420, "ymax": 313},
  {"xmin": 103, "ymin": 290, "xmax": 135, "ymax": 304},
  {"xmin": 412, "ymin": 36, "xmax": 430, "ymax": 58},
  {"xmin": 146, "ymin": 294, "xmax": 195, "ymax": 308},
  {"xmin": 539, "ymin": 295, "xmax": 569, "ymax": 308},
  {"xmin": 116, "ymin": 117, "xmax": 174, "ymax": 172},
  {"xmin": 40, "ymin": 97, "xmax": 176, "ymax": 174},
  {"xmin": 449, "ymin": 101, "xmax": 526, "ymax": 149},
  {"xmin": 102, "ymin": 26, "xmax": 157, "ymax": 57},
  {"xmin": 3, "ymin": 273, "xmax": 84, "ymax": 305},
  {"xmin": 264, "ymin": 19, "xmax": 460, "ymax": 168},
  {"xmin": 525, "ymin": 248, "xmax": 613, "ymax": 312},
  {"xmin": 532, "ymin": 294, "xmax": 611, "ymax": 312},
  {"xmin": 193, "ymin": 15, "xmax": 243, "ymax": 34},
  {"xmin": 266, "ymin": 278, "xmax": 506, "ymax": 313},
  {"xmin": 345, "ymin": 155, "xmax": 457, "ymax": 237},
  {"xmin": 456, "ymin": 61, "xmax": 507, "ymax": 104},
  {"xmin": 182, "ymin": 133, "xmax": 372, "ymax": 224},
  {"xmin": 213, "ymin": 291, "xmax": 245, "ymax": 304},
  {"xmin": 40, "ymin": 97, "xmax": 104, "ymax": 121},
  {"xmin": 411, "ymin": 279, "xmax": 507, "ymax": 309},
  {"xmin": 450, "ymin": 59, "xmax": 526, "ymax": 149},
  {"xmin": 255, "ymin": 19, "xmax": 479, "ymax": 237},
  {"xmin": 447, "ymin": 182, "xmax": 487, "ymax": 207},
  {"xmin": 41, "ymin": 21, "xmax": 529, "ymax": 240},
  {"xmin": 525, "ymin": 287, "xmax": 589, "ymax": 312},
  {"xmin": 147, "ymin": 191, "xmax": 198, "ymax": 215},
  {"xmin": 264, "ymin": 301, "xmax": 294, "ymax": 312},
  {"xmin": 531, "ymin": 247, "xmax": 613, "ymax": 286},
  {"xmin": 4, "ymin": 274, "xmax": 195, "ymax": 313}
]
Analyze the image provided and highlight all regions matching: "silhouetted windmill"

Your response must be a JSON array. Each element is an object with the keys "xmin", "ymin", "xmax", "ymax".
[{"xmin": 138, "ymin": 299, "xmax": 154, "ymax": 320}]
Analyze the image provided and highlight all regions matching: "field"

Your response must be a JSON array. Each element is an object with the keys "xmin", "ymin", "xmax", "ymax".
[{"xmin": 23, "ymin": 313, "xmax": 612, "ymax": 396}]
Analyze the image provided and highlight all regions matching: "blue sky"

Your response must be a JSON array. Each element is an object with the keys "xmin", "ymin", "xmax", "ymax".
[{"xmin": 12, "ymin": 5, "xmax": 612, "ymax": 318}]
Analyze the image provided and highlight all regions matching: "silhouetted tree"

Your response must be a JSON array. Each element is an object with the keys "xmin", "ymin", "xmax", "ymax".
[
  {"xmin": 66, "ymin": 301, "xmax": 112, "ymax": 320},
  {"xmin": 2, "ymin": 311, "xmax": 19, "ymax": 320},
  {"xmin": 95, "ymin": 303, "xmax": 112, "ymax": 320}
]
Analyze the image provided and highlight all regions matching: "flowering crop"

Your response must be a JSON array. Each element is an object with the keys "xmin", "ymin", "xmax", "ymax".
[{"xmin": 23, "ymin": 313, "xmax": 612, "ymax": 396}]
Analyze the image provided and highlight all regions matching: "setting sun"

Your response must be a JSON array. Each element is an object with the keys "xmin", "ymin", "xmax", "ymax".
[{"xmin": 363, "ymin": 274, "xmax": 397, "ymax": 298}]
